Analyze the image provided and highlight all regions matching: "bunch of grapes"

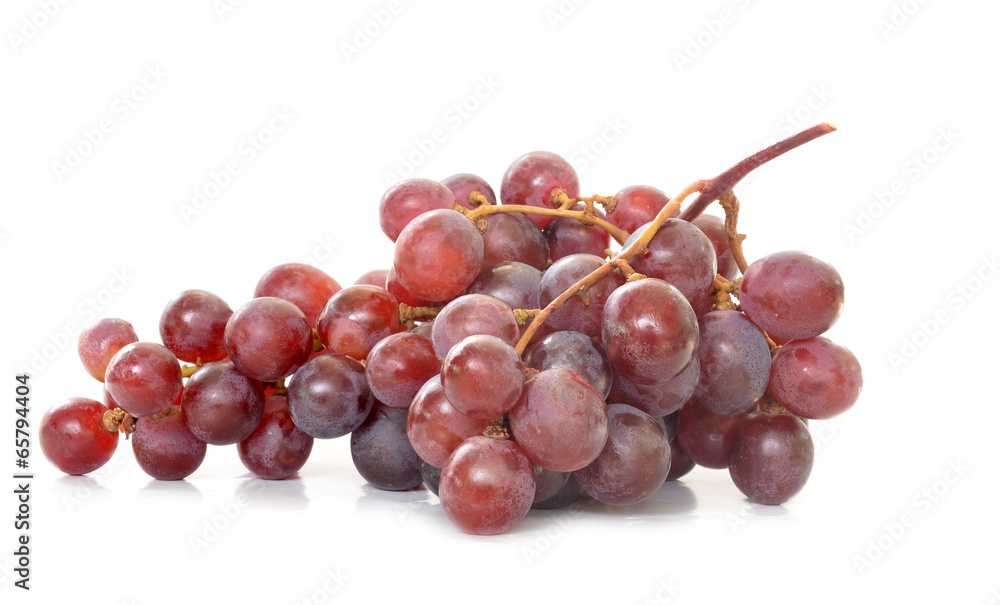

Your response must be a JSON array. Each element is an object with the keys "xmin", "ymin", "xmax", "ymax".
[{"xmin": 40, "ymin": 123, "xmax": 862, "ymax": 535}]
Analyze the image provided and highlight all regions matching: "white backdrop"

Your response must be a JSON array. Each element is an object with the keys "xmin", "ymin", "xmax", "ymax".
[{"xmin": 2, "ymin": 1, "xmax": 998, "ymax": 603}]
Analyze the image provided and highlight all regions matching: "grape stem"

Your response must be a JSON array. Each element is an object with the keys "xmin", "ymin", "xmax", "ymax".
[
  {"xmin": 510, "ymin": 123, "xmax": 835, "ymax": 355},
  {"xmin": 718, "ymin": 191, "xmax": 750, "ymax": 274},
  {"xmin": 677, "ymin": 123, "xmax": 836, "ymax": 222},
  {"xmin": 460, "ymin": 191, "xmax": 630, "ymax": 244},
  {"xmin": 399, "ymin": 303, "xmax": 443, "ymax": 322}
]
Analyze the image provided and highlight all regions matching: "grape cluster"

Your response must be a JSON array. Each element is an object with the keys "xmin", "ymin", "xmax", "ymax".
[{"xmin": 40, "ymin": 125, "xmax": 862, "ymax": 535}]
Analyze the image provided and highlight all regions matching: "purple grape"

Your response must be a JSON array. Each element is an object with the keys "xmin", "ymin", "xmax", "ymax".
[
  {"xmin": 729, "ymin": 412, "xmax": 814, "ymax": 504},
  {"xmin": 768, "ymin": 337, "xmax": 863, "ymax": 419},
  {"xmin": 350, "ymin": 402, "xmax": 423, "ymax": 491},
  {"xmin": 694, "ymin": 311, "xmax": 771, "ymax": 415},
  {"xmin": 523, "ymin": 330, "xmax": 613, "ymax": 399}
]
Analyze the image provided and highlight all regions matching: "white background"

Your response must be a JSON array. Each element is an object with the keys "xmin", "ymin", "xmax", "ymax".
[{"xmin": 2, "ymin": 1, "xmax": 998, "ymax": 603}]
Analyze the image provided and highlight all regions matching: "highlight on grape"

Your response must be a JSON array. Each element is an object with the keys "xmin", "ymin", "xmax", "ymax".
[{"xmin": 40, "ymin": 123, "xmax": 863, "ymax": 535}]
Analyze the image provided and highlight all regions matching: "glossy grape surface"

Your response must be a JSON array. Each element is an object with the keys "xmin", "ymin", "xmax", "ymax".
[
  {"xmin": 132, "ymin": 405, "xmax": 206, "ymax": 480},
  {"xmin": 439, "ymin": 436, "xmax": 535, "ymax": 535},
  {"xmin": 254, "ymin": 263, "xmax": 342, "ymax": 327},
  {"xmin": 441, "ymin": 173, "xmax": 497, "ymax": 209},
  {"xmin": 442, "ymin": 335, "xmax": 524, "ymax": 419},
  {"xmin": 609, "ymin": 185, "xmax": 674, "ymax": 234},
  {"xmin": 729, "ymin": 412, "xmax": 814, "ymax": 505},
  {"xmin": 540, "ymin": 253, "xmax": 624, "ymax": 338},
  {"xmin": 224, "ymin": 297, "xmax": 312, "ymax": 382},
  {"xmin": 608, "ymin": 357, "xmax": 699, "ymax": 418},
  {"xmin": 406, "ymin": 375, "xmax": 491, "ymax": 467},
  {"xmin": 379, "ymin": 178, "xmax": 456, "ymax": 242},
  {"xmin": 625, "ymin": 218, "xmax": 718, "ymax": 305},
  {"xmin": 500, "ymin": 151, "xmax": 579, "ymax": 229},
  {"xmin": 431, "ymin": 294, "xmax": 519, "ymax": 359},
  {"xmin": 40, "ymin": 398, "xmax": 118, "ymax": 475},
  {"xmin": 694, "ymin": 311, "xmax": 771, "ymax": 415},
  {"xmin": 365, "ymin": 332, "xmax": 440, "ymax": 409},
  {"xmin": 350, "ymin": 402, "xmax": 423, "ymax": 491},
  {"xmin": 394, "ymin": 209, "xmax": 484, "ymax": 302},
  {"xmin": 481, "ymin": 212, "xmax": 549, "ymax": 271},
  {"xmin": 105, "ymin": 342, "xmax": 183, "ymax": 418},
  {"xmin": 238, "ymin": 395, "xmax": 314, "ymax": 480},
  {"xmin": 78, "ymin": 318, "xmax": 138, "ymax": 382},
  {"xmin": 159, "ymin": 290, "xmax": 232, "ymax": 364},
  {"xmin": 181, "ymin": 361, "xmax": 265, "ymax": 445},
  {"xmin": 692, "ymin": 213, "xmax": 740, "ymax": 280},
  {"xmin": 286, "ymin": 353, "xmax": 373, "ymax": 439},
  {"xmin": 316, "ymin": 285, "xmax": 402, "ymax": 360},
  {"xmin": 523, "ymin": 330, "xmax": 613, "ymax": 399},
  {"xmin": 769, "ymin": 337, "xmax": 863, "ymax": 419},
  {"xmin": 676, "ymin": 396, "xmax": 749, "ymax": 469},
  {"xmin": 544, "ymin": 203, "xmax": 611, "ymax": 262}
]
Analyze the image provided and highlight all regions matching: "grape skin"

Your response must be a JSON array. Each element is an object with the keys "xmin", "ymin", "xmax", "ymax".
[
  {"xmin": 693, "ymin": 311, "xmax": 771, "ymax": 416},
  {"xmin": 316, "ymin": 285, "xmax": 402, "ymax": 361},
  {"xmin": 602, "ymin": 278, "xmax": 699, "ymax": 386},
  {"xmin": 379, "ymin": 178, "xmax": 456, "ymax": 242},
  {"xmin": 509, "ymin": 368, "xmax": 609, "ymax": 472},
  {"xmin": 442, "ymin": 335, "xmax": 524, "ymax": 419},
  {"xmin": 739, "ymin": 250, "xmax": 845, "ymax": 341},
  {"xmin": 544, "ymin": 203, "xmax": 611, "ymax": 262},
  {"xmin": 441, "ymin": 173, "xmax": 497, "ymax": 210},
  {"xmin": 394, "ymin": 209, "xmax": 485, "ymax": 302},
  {"xmin": 105, "ymin": 342, "xmax": 183, "ymax": 418},
  {"xmin": 224, "ymin": 297, "xmax": 313, "ymax": 382},
  {"xmin": 181, "ymin": 361, "xmax": 265, "ymax": 445},
  {"xmin": 406, "ymin": 375, "xmax": 491, "ymax": 467},
  {"xmin": 439, "ymin": 436, "xmax": 535, "ymax": 535},
  {"xmin": 608, "ymin": 357, "xmax": 699, "ymax": 418},
  {"xmin": 286, "ymin": 354, "xmax": 373, "ymax": 439},
  {"xmin": 430, "ymin": 294, "xmax": 519, "ymax": 359},
  {"xmin": 481, "ymin": 212, "xmax": 549, "ymax": 272},
  {"xmin": 132, "ymin": 405, "xmax": 206, "ymax": 480},
  {"xmin": 254, "ymin": 263, "xmax": 342, "ymax": 327},
  {"xmin": 676, "ymin": 396, "xmax": 749, "ymax": 469},
  {"xmin": 500, "ymin": 151, "xmax": 579, "ymax": 229},
  {"xmin": 350, "ymin": 402, "xmax": 423, "ymax": 491},
  {"xmin": 523, "ymin": 330, "xmax": 614, "ymax": 399},
  {"xmin": 540, "ymin": 253, "xmax": 625, "ymax": 338},
  {"xmin": 78, "ymin": 318, "xmax": 138, "ymax": 382},
  {"xmin": 609, "ymin": 185, "xmax": 674, "ymax": 235},
  {"xmin": 159, "ymin": 289, "xmax": 232, "ymax": 363},
  {"xmin": 40, "ymin": 398, "xmax": 118, "ymax": 475},
  {"xmin": 768, "ymin": 337, "xmax": 863, "ymax": 419},
  {"xmin": 238, "ymin": 395, "xmax": 314, "ymax": 480},
  {"xmin": 728, "ymin": 412, "xmax": 814, "ymax": 505},
  {"xmin": 466, "ymin": 261, "xmax": 542, "ymax": 311},
  {"xmin": 624, "ymin": 218, "xmax": 718, "ymax": 305},
  {"xmin": 574, "ymin": 404, "xmax": 671, "ymax": 506},
  {"xmin": 365, "ymin": 332, "xmax": 440, "ymax": 409},
  {"xmin": 692, "ymin": 214, "xmax": 739, "ymax": 281}
]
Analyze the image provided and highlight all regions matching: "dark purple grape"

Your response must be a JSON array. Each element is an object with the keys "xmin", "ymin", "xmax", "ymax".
[
  {"xmin": 676, "ymin": 396, "xmax": 748, "ymax": 469},
  {"xmin": 609, "ymin": 185, "xmax": 674, "ymax": 235},
  {"xmin": 105, "ymin": 342, "xmax": 183, "ymax": 418},
  {"xmin": 286, "ymin": 354, "xmax": 373, "ymax": 439},
  {"xmin": 379, "ymin": 178, "xmax": 456, "ymax": 242},
  {"xmin": 350, "ymin": 402, "xmax": 423, "ymax": 491},
  {"xmin": 254, "ymin": 263, "xmax": 342, "ymax": 327},
  {"xmin": 40, "ymin": 398, "xmax": 118, "ymax": 475},
  {"xmin": 608, "ymin": 357, "xmax": 699, "ymax": 418},
  {"xmin": 439, "ymin": 436, "xmax": 535, "ymax": 534},
  {"xmin": 544, "ymin": 203, "xmax": 611, "ymax": 262},
  {"xmin": 316, "ymin": 285, "xmax": 402, "ymax": 361},
  {"xmin": 394, "ymin": 209, "xmax": 484, "ymax": 302},
  {"xmin": 729, "ymin": 412, "xmax": 814, "ymax": 504},
  {"xmin": 78, "ymin": 318, "xmax": 138, "ymax": 382},
  {"xmin": 441, "ymin": 173, "xmax": 497, "ymax": 209},
  {"xmin": 524, "ymin": 331, "xmax": 613, "ymax": 398},
  {"xmin": 533, "ymin": 464, "xmax": 571, "ymax": 503},
  {"xmin": 365, "ymin": 332, "xmax": 440, "ymax": 409},
  {"xmin": 539, "ymin": 253, "xmax": 625, "ymax": 338},
  {"xmin": 224, "ymin": 297, "xmax": 312, "ymax": 382},
  {"xmin": 466, "ymin": 261, "xmax": 542, "ymax": 311},
  {"xmin": 406, "ymin": 375, "xmax": 491, "ymax": 467},
  {"xmin": 500, "ymin": 151, "xmax": 579, "ymax": 229},
  {"xmin": 739, "ymin": 251, "xmax": 845, "ymax": 341},
  {"xmin": 509, "ymin": 368, "xmax": 608, "ymax": 472},
  {"xmin": 420, "ymin": 459, "xmax": 443, "ymax": 496},
  {"xmin": 694, "ymin": 311, "xmax": 771, "ymax": 415},
  {"xmin": 132, "ymin": 405, "xmax": 206, "ymax": 480},
  {"xmin": 573, "ymin": 404, "xmax": 670, "ymax": 506},
  {"xmin": 159, "ymin": 290, "xmax": 232, "ymax": 363},
  {"xmin": 238, "ymin": 395, "xmax": 314, "ymax": 480},
  {"xmin": 481, "ymin": 212, "xmax": 549, "ymax": 272},
  {"xmin": 181, "ymin": 361, "xmax": 264, "ymax": 445},
  {"xmin": 602, "ymin": 278, "xmax": 698, "ymax": 385},
  {"xmin": 692, "ymin": 213, "xmax": 739, "ymax": 280},
  {"xmin": 442, "ymin": 335, "xmax": 524, "ymax": 419},
  {"xmin": 532, "ymin": 473, "xmax": 585, "ymax": 510},
  {"xmin": 769, "ymin": 337, "xmax": 863, "ymax": 419},
  {"xmin": 431, "ymin": 294, "xmax": 519, "ymax": 359},
  {"xmin": 624, "ymin": 219, "xmax": 717, "ymax": 305},
  {"xmin": 665, "ymin": 439, "xmax": 695, "ymax": 481}
]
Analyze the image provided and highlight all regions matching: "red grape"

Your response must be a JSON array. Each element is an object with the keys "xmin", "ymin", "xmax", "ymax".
[
  {"xmin": 739, "ymin": 251, "xmax": 845, "ymax": 341},
  {"xmin": 286, "ymin": 353, "xmax": 373, "ymax": 439},
  {"xmin": 500, "ymin": 151, "xmax": 579, "ymax": 229},
  {"xmin": 509, "ymin": 368, "xmax": 608, "ymax": 472},
  {"xmin": 181, "ymin": 360, "xmax": 265, "ymax": 445},
  {"xmin": 442, "ymin": 335, "xmax": 524, "ymax": 419},
  {"xmin": 131, "ymin": 405, "xmax": 206, "ymax": 480},
  {"xmin": 406, "ymin": 375, "xmax": 490, "ymax": 467},
  {"xmin": 692, "ymin": 213, "xmax": 739, "ymax": 280},
  {"xmin": 624, "ymin": 218, "xmax": 718, "ymax": 305},
  {"xmin": 159, "ymin": 289, "xmax": 232, "ymax": 363},
  {"xmin": 540, "ymin": 253, "xmax": 625, "ymax": 338},
  {"xmin": 609, "ymin": 185, "xmax": 674, "ymax": 235},
  {"xmin": 379, "ymin": 178, "xmax": 456, "ymax": 242},
  {"xmin": 365, "ymin": 332, "xmax": 440, "ymax": 409},
  {"xmin": 224, "ymin": 297, "xmax": 312, "ymax": 382},
  {"xmin": 544, "ymin": 203, "xmax": 611, "ymax": 262},
  {"xmin": 439, "ymin": 436, "xmax": 535, "ymax": 534},
  {"xmin": 524, "ymin": 330, "xmax": 613, "ymax": 399},
  {"xmin": 441, "ymin": 173, "xmax": 497, "ymax": 209},
  {"xmin": 105, "ymin": 342, "xmax": 183, "ymax": 418},
  {"xmin": 466, "ymin": 261, "xmax": 542, "ymax": 311},
  {"xmin": 238, "ymin": 395, "xmax": 314, "ymax": 480},
  {"xmin": 40, "ymin": 398, "xmax": 118, "ymax": 475},
  {"xmin": 430, "ymin": 293, "xmax": 519, "ymax": 359},
  {"xmin": 676, "ymin": 396, "xmax": 748, "ymax": 469},
  {"xmin": 729, "ymin": 412, "xmax": 814, "ymax": 504},
  {"xmin": 480, "ymin": 212, "xmax": 549, "ymax": 272},
  {"xmin": 769, "ymin": 337, "xmax": 863, "ymax": 419},
  {"xmin": 608, "ymin": 357, "xmax": 699, "ymax": 418},
  {"xmin": 316, "ymin": 285, "xmax": 402, "ymax": 360},
  {"xmin": 394, "ymin": 209, "xmax": 484, "ymax": 302},
  {"xmin": 254, "ymin": 263, "xmax": 342, "ymax": 327},
  {"xmin": 694, "ymin": 310, "xmax": 771, "ymax": 415},
  {"xmin": 78, "ymin": 318, "xmax": 138, "ymax": 382},
  {"xmin": 355, "ymin": 268, "xmax": 390, "ymax": 288}
]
